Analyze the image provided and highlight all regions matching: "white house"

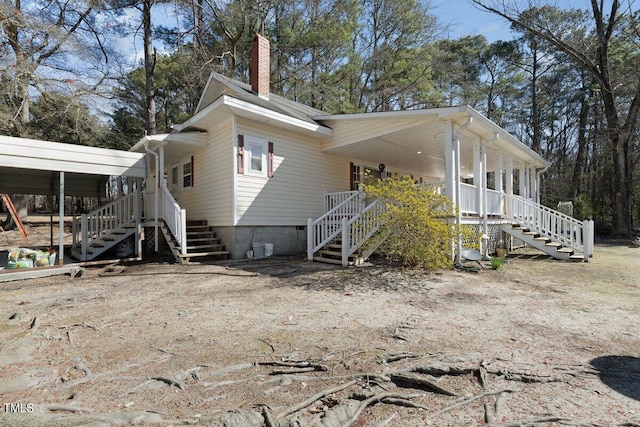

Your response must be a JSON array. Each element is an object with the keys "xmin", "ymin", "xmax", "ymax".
[{"xmin": 128, "ymin": 34, "xmax": 594, "ymax": 266}]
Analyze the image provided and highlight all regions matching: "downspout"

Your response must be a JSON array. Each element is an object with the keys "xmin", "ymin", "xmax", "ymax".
[
  {"xmin": 535, "ymin": 165, "xmax": 550, "ymax": 205},
  {"xmin": 144, "ymin": 141, "xmax": 160, "ymax": 252},
  {"xmin": 454, "ymin": 117, "xmax": 472, "ymax": 266}
]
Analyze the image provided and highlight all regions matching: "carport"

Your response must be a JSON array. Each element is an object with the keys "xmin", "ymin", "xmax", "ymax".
[{"xmin": 0, "ymin": 135, "xmax": 147, "ymax": 267}]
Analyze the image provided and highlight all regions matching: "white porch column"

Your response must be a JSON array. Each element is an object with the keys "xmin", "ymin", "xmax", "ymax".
[
  {"xmin": 444, "ymin": 121, "xmax": 455, "ymax": 202},
  {"xmin": 158, "ymin": 145, "xmax": 165, "ymax": 189},
  {"xmin": 530, "ymin": 166, "xmax": 537, "ymax": 202},
  {"xmin": 473, "ymin": 141, "xmax": 482, "ymax": 215},
  {"xmin": 454, "ymin": 132, "xmax": 462, "ymax": 265},
  {"xmin": 58, "ymin": 171, "xmax": 65, "ymax": 265},
  {"xmin": 519, "ymin": 166, "xmax": 526, "ymax": 198},
  {"xmin": 506, "ymin": 156, "xmax": 513, "ymax": 196},
  {"xmin": 481, "ymin": 144, "xmax": 489, "ymax": 253},
  {"xmin": 536, "ymin": 169, "xmax": 541, "ymax": 204},
  {"xmin": 495, "ymin": 152, "xmax": 503, "ymax": 192}
]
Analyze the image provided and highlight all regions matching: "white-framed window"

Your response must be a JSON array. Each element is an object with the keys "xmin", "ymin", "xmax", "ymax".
[
  {"xmin": 248, "ymin": 141, "xmax": 265, "ymax": 175},
  {"xmin": 182, "ymin": 160, "xmax": 192, "ymax": 189},
  {"xmin": 238, "ymin": 134, "xmax": 273, "ymax": 178}
]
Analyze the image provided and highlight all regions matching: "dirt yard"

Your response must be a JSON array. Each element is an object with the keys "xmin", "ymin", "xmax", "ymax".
[{"xmin": 0, "ymin": 222, "xmax": 639, "ymax": 426}]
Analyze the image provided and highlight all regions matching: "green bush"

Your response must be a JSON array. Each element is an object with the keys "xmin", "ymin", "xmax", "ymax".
[{"xmin": 362, "ymin": 176, "xmax": 471, "ymax": 270}]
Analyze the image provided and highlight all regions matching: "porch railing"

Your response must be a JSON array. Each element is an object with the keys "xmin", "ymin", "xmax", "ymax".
[
  {"xmin": 307, "ymin": 191, "xmax": 362, "ymax": 260},
  {"xmin": 486, "ymin": 188, "xmax": 503, "ymax": 215},
  {"xmin": 341, "ymin": 200, "xmax": 385, "ymax": 266},
  {"xmin": 325, "ymin": 191, "xmax": 362, "ymax": 212},
  {"xmin": 161, "ymin": 185, "xmax": 187, "ymax": 255},
  {"xmin": 72, "ymin": 191, "xmax": 140, "ymax": 260},
  {"xmin": 504, "ymin": 193, "xmax": 594, "ymax": 260},
  {"xmin": 459, "ymin": 183, "xmax": 477, "ymax": 214}
]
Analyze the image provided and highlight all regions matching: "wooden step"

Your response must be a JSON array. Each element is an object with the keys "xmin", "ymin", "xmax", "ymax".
[
  {"xmin": 556, "ymin": 247, "xmax": 574, "ymax": 254},
  {"xmin": 187, "ymin": 230, "xmax": 216, "ymax": 237},
  {"xmin": 313, "ymin": 256, "xmax": 352, "ymax": 266},
  {"xmin": 187, "ymin": 225, "xmax": 213, "ymax": 231},
  {"xmin": 178, "ymin": 251, "xmax": 230, "ymax": 262},
  {"xmin": 187, "ymin": 220, "xmax": 208, "ymax": 226},
  {"xmin": 186, "ymin": 244, "xmax": 225, "ymax": 251},
  {"xmin": 188, "ymin": 236, "xmax": 220, "ymax": 243},
  {"xmin": 318, "ymin": 249, "xmax": 342, "ymax": 257},
  {"xmin": 569, "ymin": 254, "xmax": 585, "ymax": 262}
]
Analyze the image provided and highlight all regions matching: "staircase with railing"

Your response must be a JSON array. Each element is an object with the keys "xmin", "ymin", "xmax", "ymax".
[
  {"xmin": 503, "ymin": 193, "xmax": 594, "ymax": 261},
  {"xmin": 307, "ymin": 191, "xmax": 385, "ymax": 266},
  {"xmin": 308, "ymin": 189, "xmax": 595, "ymax": 266},
  {"xmin": 71, "ymin": 191, "xmax": 141, "ymax": 261}
]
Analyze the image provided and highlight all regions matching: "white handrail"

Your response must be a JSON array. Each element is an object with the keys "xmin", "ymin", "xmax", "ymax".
[
  {"xmin": 324, "ymin": 191, "xmax": 359, "ymax": 211},
  {"xmin": 341, "ymin": 200, "xmax": 385, "ymax": 266},
  {"xmin": 72, "ymin": 191, "xmax": 139, "ymax": 258},
  {"xmin": 307, "ymin": 191, "xmax": 363, "ymax": 260},
  {"xmin": 161, "ymin": 185, "xmax": 187, "ymax": 255},
  {"xmin": 504, "ymin": 193, "xmax": 594, "ymax": 260}
]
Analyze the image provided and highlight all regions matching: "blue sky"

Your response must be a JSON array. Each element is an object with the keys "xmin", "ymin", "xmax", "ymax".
[{"xmin": 432, "ymin": 0, "xmax": 517, "ymax": 42}]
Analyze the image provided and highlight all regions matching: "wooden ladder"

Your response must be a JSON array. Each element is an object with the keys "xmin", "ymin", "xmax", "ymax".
[{"xmin": 1, "ymin": 194, "xmax": 29, "ymax": 242}]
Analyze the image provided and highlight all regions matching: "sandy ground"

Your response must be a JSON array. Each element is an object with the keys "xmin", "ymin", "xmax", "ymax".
[{"xmin": 0, "ymin": 223, "xmax": 639, "ymax": 426}]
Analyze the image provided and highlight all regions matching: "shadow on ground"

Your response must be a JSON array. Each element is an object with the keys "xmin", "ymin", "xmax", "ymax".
[{"xmin": 591, "ymin": 355, "xmax": 640, "ymax": 401}]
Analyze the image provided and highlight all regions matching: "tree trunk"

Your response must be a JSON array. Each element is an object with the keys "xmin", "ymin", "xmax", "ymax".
[
  {"xmin": 571, "ymin": 76, "xmax": 592, "ymax": 198},
  {"xmin": 143, "ymin": 0, "xmax": 156, "ymax": 136}
]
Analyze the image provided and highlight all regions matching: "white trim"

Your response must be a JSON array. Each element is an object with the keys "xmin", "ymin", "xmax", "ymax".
[
  {"xmin": 180, "ymin": 158, "xmax": 193, "ymax": 190},
  {"xmin": 0, "ymin": 135, "xmax": 146, "ymax": 178},
  {"xmin": 232, "ymin": 117, "xmax": 238, "ymax": 226},
  {"xmin": 243, "ymin": 136, "xmax": 269, "ymax": 178},
  {"xmin": 174, "ymin": 95, "xmax": 333, "ymax": 136}
]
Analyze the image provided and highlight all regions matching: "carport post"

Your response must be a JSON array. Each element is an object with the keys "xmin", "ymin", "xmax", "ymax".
[{"xmin": 58, "ymin": 171, "xmax": 64, "ymax": 265}]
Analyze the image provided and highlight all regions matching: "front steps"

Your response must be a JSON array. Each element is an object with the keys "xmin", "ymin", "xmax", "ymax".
[
  {"xmin": 313, "ymin": 240, "xmax": 365, "ymax": 266},
  {"xmin": 71, "ymin": 221, "xmax": 137, "ymax": 261},
  {"xmin": 501, "ymin": 223, "xmax": 585, "ymax": 261},
  {"xmin": 162, "ymin": 219, "xmax": 229, "ymax": 263}
]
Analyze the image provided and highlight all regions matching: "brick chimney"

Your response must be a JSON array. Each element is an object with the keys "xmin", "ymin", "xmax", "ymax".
[{"xmin": 251, "ymin": 33, "xmax": 270, "ymax": 99}]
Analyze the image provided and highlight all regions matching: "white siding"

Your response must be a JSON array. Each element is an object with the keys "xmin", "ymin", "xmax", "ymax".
[
  {"xmin": 173, "ymin": 119, "xmax": 234, "ymax": 225},
  {"xmin": 236, "ymin": 119, "xmax": 350, "ymax": 226}
]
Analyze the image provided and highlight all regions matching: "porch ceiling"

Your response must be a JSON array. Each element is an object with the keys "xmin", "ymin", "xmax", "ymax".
[
  {"xmin": 132, "ymin": 132, "xmax": 209, "ymax": 166},
  {"xmin": 317, "ymin": 106, "xmax": 548, "ymax": 180}
]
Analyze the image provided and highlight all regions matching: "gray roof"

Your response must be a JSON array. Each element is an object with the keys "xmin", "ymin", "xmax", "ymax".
[{"xmin": 195, "ymin": 72, "xmax": 330, "ymax": 125}]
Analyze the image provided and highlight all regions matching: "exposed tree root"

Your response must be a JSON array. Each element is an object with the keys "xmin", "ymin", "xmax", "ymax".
[
  {"xmin": 389, "ymin": 372, "xmax": 458, "ymax": 396},
  {"xmin": 276, "ymin": 379, "xmax": 358, "ymax": 419},
  {"xmin": 150, "ymin": 376, "xmax": 185, "ymax": 390},
  {"xmin": 344, "ymin": 392, "xmax": 426, "ymax": 427},
  {"xmin": 428, "ymin": 388, "xmax": 518, "ymax": 420}
]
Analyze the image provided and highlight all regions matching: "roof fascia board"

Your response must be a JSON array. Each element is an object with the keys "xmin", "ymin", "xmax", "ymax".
[
  {"xmin": 224, "ymin": 96, "xmax": 333, "ymax": 136},
  {"xmin": 453, "ymin": 106, "xmax": 550, "ymax": 168},
  {"xmin": 177, "ymin": 95, "xmax": 333, "ymax": 136},
  {"xmin": 313, "ymin": 106, "xmax": 462, "ymax": 122},
  {"xmin": 194, "ymin": 72, "xmax": 216, "ymax": 114}
]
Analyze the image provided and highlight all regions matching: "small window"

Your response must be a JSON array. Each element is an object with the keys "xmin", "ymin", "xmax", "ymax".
[
  {"xmin": 242, "ymin": 135, "xmax": 273, "ymax": 178},
  {"xmin": 182, "ymin": 160, "xmax": 192, "ymax": 189},
  {"xmin": 249, "ymin": 143, "xmax": 263, "ymax": 173}
]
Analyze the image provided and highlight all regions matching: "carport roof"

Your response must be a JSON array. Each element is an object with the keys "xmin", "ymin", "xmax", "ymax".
[{"xmin": 0, "ymin": 135, "xmax": 146, "ymax": 197}]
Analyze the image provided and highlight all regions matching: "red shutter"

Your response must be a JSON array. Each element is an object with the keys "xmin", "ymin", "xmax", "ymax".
[
  {"xmin": 268, "ymin": 142, "xmax": 274, "ymax": 178},
  {"xmin": 237, "ymin": 134, "xmax": 244, "ymax": 174},
  {"xmin": 349, "ymin": 162, "xmax": 354, "ymax": 191},
  {"xmin": 191, "ymin": 156, "xmax": 195, "ymax": 187}
]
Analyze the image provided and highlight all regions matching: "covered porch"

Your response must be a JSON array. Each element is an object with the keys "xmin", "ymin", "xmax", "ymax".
[
  {"xmin": 308, "ymin": 106, "xmax": 594, "ymax": 265},
  {"xmin": 315, "ymin": 105, "xmax": 549, "ymax": 217}
]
